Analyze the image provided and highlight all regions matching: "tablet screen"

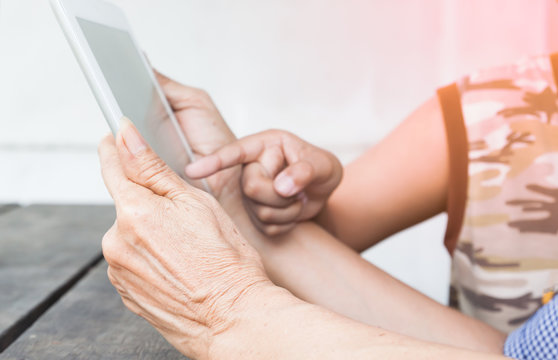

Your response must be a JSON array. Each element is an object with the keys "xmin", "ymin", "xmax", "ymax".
[{"xmin": 76, "ymin": 18, "xmax": 189, "ymax": 177}]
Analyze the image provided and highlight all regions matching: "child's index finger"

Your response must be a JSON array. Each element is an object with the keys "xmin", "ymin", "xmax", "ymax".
[{"xmin": 185, "ymin": 135, "xmax": 267, "ymax": 179}]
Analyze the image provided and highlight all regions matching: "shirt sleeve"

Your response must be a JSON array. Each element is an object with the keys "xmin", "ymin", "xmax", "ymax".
[
  {"xmin": 504, "ymin": 295, "xmax": 558, "ymax": 359},
  {"xmin": 437, "ymin": 83, "xmax": 469, "ymax": 255}
]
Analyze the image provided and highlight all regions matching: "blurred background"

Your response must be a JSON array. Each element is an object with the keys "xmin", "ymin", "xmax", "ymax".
[{"xmin": 1, "ymin": 0, "xmax": 557, "ymax": 304}]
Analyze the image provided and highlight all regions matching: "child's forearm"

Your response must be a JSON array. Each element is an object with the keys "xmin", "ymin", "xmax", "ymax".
[{"xmin": 227, "ymin": 202, "xmax": 506, "ymax": 354}]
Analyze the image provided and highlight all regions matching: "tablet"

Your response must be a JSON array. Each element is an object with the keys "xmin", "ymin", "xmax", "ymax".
[{"xmin": 51, "ymin": 0, "xmax": 210, "ymax": 191}]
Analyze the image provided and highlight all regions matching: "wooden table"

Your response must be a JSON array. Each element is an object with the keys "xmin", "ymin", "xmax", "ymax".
[{"xmin": 0, "ymin": 205, "xmax": 186, "ymax": 359}]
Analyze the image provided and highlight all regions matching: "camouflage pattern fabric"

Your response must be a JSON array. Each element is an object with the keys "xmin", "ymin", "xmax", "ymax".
[{"xmin": 448, "ymin": 55, "xmax": 558, "ymax": 334}]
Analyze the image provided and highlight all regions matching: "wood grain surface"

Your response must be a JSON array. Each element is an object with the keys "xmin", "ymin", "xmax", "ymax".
[
  {"xmin": 0, "ymin": 205, "xmax": 115, "ymax": 352},
  {"xmin": 1, "ymin": 261, "xmax": 186, "ymax": 360}
]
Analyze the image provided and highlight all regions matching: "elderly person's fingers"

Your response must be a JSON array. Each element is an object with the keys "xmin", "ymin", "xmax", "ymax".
[
  {"xmin": 154, "ymin": 71, "xmax": 235, "ymax": 153},
  {"xmin": 153, "ymin": 70, "xmax": 201, "ymax": 106},
  {"xmin": 115, "ymin": 118, "xmax": 192, "ymax": 201},
  {"xmin": 152, "ymin": 72, "xmax": 240, "ymax": 201},
  {"xmin": 102, "ymin": 222, "xmax": 155, "ymax": 278},
  {"xmin": 98, "ymin": 134, "xmax": 152, "ymax": 207}
]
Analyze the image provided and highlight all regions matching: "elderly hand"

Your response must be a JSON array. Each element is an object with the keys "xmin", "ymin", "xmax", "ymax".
[
  {"xmin": 98, "ymin": 119, "xmax": 271, "ymax": 359},
  {"xmin": 154, "ymin": 72, "xmax": 243, "ymax": 209},
  {"xmin": 185, "ymin": 130, "xmax": 343, "ymax": 236}
]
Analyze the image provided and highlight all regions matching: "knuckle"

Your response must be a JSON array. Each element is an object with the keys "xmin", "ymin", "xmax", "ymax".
[
  {"xmin": 242, "ymin": 178, "xmax": 262, "ymax": 198},
  {"xmin": 268, "ymin": 147, "xmax": 285, "ymax": 165},
  {"xmin": 298, "ymin": 163, "xmax": 314, "ymax": 181},
  {"xmin": 281, "ymin": 129, "xmax": 296, "ymax": 139},
  {"xmin": 191, "ymin": 187, "xmax": 215, "ymax": 206},
  {"xmin": 116, "ymin": 202, "xmax": 151, "ymax": 240},
  {"xmin": 263, "ymin": 129, "xmax": 288, "ymax": 145},
  {"xmin": 116, "ymin": 203, "xmax": 139, "ymax": 230},
  {"xmin": 277, "ymin": 129, "xmax": 298, "ymax": 143},
  {"xmin": 236, "ymin": 146, "xmax": 248, "ymax": 164},
  {"xmin": 263, "ymin": 129, "xmax": 281, "ymax": 137},
  {"xmin": 102, "ymin": 226, "xmax": 121, "ymax": 265},
  {"xmin": 230, "ymin": 144, "xmax": 248, "ymax": 165},
  {"xmin": 137, "ymin": 158, "xmax": 171, "ymax": 187},
  {"xmin": 191, "ymin": 88, "xmax": 213, "ymax": 107},
  {"xmin": 121, "ymin": 297, "xmax": 141, "ymax": 317},
  {"xmin": 265, "ymin": 128, "xmax": 287, "ymax": 137},
  {"xmin": 196, "ymin": 88, "xmax": 210, "ymax": 99},
  {"xmin": 264, "ymin": 225, "xmax": 282, "ymax": 237},
  {"xmin": 255, "ymin": 206, "xmax": 274, "ymax": 222},
  {"xmin": 186, "ymin": 188, "xmax": 219, "ymax": 214},
  {"xmin": 106, "ymin": 266, "xmax": 118, "ymax": 285}
]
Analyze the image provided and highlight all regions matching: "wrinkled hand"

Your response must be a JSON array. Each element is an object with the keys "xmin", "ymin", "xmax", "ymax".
[
  {"xmin": 154, "ymin": 72, "xmax": 240, "ymax": 206},
  {"xmin": 185, "ymin": 130, "xmax": 343, "ymax": 236},
  {"xmin": 99, "ymin": 120, "xmax": 270, "ymax": 359}
]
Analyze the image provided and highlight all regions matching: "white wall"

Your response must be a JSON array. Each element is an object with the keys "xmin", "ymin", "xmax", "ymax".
[{"xmin": 1, "ymin": 0, "xmax": 557, "ymax": 304}]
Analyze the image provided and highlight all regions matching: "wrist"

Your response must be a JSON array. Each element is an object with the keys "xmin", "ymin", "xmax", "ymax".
[{"xmin": 208, "ymin": 282, "xmax": 301, "ymax": 359}]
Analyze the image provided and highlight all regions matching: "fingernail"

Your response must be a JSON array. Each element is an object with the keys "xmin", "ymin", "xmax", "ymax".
[
  {"xmin": 274, "ymin": 173, "xmax": 296, "ymax": 197},
  {"xmin": 120, "ymin": 117, "xmax": 146, "ymax": 155}
]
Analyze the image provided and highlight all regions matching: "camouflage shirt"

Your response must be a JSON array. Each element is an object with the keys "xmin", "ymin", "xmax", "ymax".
[{"xmin": 438, "ymin": 53, "xmax": 558, "ymax": 334}]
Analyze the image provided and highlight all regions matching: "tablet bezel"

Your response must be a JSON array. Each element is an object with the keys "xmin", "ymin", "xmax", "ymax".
[
  {"xmin": 51, "ymin": 0, "xmax": 131, "ymax": 132},
  {"xmin": 50, "ymin": 0, "xmax": 209, "ymax": 191}
]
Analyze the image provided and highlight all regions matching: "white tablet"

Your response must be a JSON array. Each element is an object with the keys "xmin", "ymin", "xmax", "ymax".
[{"xmin": 51, "ymin": 0, "xmax": 210, "ymax": 191}]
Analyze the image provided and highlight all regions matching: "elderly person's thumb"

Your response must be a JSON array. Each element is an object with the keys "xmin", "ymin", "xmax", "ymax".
[{"xmin": 115, "ymin": 117, "xmax": 191, "ymax": 200}]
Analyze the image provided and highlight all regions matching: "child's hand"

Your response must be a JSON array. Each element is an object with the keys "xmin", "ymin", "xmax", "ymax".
[{"xmin": 186, "ymin": 130, "xmax": 343, "ymax": 236}]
